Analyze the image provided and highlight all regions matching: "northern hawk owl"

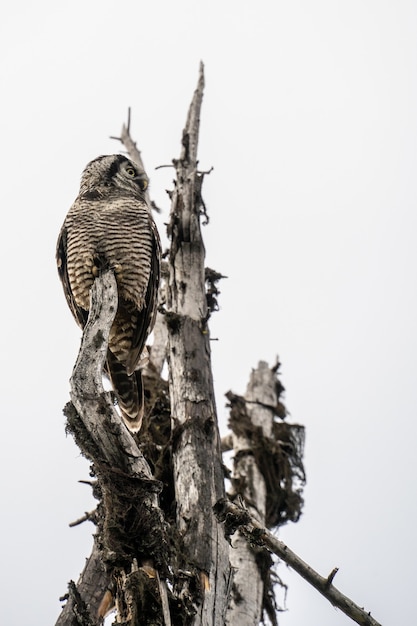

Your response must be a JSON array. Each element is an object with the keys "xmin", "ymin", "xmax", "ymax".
[{"xmin": 56, "ymin": 154, "xmax": 161, "ymax": 432}]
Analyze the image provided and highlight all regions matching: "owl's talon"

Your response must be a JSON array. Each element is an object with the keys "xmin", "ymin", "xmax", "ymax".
[
  {"xmin": 113, "ymin": 263, "xmax": 123, "ymax": 274},
  {"xmin": 92, "ymin": 265, "xmax": 100, "ymax": 277}
]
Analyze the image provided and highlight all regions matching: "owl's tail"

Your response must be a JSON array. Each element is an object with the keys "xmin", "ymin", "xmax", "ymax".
[{"xmin": 106, "ymin": 351, "xmax": 144, "ymax": 432}]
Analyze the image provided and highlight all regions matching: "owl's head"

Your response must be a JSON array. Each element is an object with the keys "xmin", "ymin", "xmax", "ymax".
[{"xmin": 79, "ymin": 154, "xmax": 149, "ymax": 199}]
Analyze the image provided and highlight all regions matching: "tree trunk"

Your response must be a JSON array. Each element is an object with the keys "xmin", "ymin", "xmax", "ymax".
[
  {"xmin": 226, "ymin": 362, "xmax": 277, "ymax": 625},
  {"xmin": 165, "ymin": 62, "xmax": 231, "ymax": 625}
]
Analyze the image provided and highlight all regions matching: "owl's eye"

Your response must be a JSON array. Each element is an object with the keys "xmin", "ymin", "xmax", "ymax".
[{"xmin": 124, "ymin": 163, "xmax": 148, "ymax": 191}]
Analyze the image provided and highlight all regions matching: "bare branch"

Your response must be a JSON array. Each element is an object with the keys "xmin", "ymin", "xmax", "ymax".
[
  {"xmin": 155, "ymin": 164, "xmax": 175, "ymax": 170},
  {"xmin": 110, "ymin": 109, "xmax": 162, "ymax": 212},
  {"xmin": 214, "ymin": 499, "xmax": 382, "ymax": 626},
  {"xmin": 110, "ymin": 107, "xmax": 143, "ymax": 168},
  {"xmin": 326, "ymin": 567, "xmax": 339, "ymax": 588},
  {"xmin": 69, "ymin": 510, "xmax": 98, "ymax": 528},
  {"xmin": 69, "ymin": 270, "xmax": 159, "ymax": 478}
]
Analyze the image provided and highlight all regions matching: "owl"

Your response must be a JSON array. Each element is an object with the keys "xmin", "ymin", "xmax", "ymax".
[{"xmin": 56, "ymin": 154, "xmax": 161, "ymax": 432}]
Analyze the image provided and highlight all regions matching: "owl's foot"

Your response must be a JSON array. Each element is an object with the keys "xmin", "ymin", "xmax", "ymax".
[{"xmin": 91, "ymin": 262, "xmax": 122, "ymax": 277}]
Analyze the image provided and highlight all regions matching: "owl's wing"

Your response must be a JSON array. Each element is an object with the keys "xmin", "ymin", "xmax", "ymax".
[
  {"xmin": 56, "ymin": 225, "xmax": 88, "ymax": 328},
  {"xmin": 125, "ymin": 220, "xmax": 161, "ymax": 375}
]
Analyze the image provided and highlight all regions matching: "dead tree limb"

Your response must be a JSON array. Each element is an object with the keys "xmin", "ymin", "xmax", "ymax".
[
  {"xmin": 214, "ymin": 499, "xmax": 382, "ymax": 626},
  {"xmin": 56, "ymin": 536, "xmax": 109, "ymax": 626},
  {"xmin": 69, "ymin": 270, "xmax": 160, "ymax": 479},
  {"xmin": 56, "ymin": 271, "xmax": 169, "ymax": 626},
  {"xmin": 111, "ymin": 108, "xmax": 161, "ymax": 213},
  {"xmin": 165, "ymin": 62, "xmax": 231, "ymax": 625},
  {"xmin": 110, "ymin": 107, "xmax": 142, "ymax": 165}
]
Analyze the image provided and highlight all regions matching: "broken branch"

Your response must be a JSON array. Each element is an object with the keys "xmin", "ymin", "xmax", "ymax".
[{"xmin": 214, "ymin": 499, "xmax": 382, "ymax": 626}]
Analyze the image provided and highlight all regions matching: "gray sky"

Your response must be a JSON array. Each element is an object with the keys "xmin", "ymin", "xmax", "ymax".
[{"xmin": 1, "ymin": 1, "xmax": 416, "ymax": 624}]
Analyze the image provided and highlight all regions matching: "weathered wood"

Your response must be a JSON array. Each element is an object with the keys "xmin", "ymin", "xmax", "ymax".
[
  {"xmin": 215, "ymin": 499, "xmax": 383, "ymax": 626},
  {"xmin": 70, "ymin": 271, "xmax": 159, "ymax": 481},
  {"xmin": 57, "ymin": 271, "xmax": 168, "ymax": 626},
  {"xmin": 166, "ymin": 62, "xmax": 231, "ymax": 625},
  {"xmin": 226, "ymin": 361, "xmax": 277, "ymax": 625},
  {"xmin": 111, "ymin": 107, "xmax": 153, "ymax": 212},
  {"xmin": 149, "ymin": 307, "xmax": 168, "ymax": 375},
  {"xmin": 55, "ymin": 536, "xmax": 110, "ymax": 626}
]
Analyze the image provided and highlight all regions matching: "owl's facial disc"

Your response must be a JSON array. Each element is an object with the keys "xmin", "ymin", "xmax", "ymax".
[
  {"xmin": 79, "ymin": 155, "xmax": 148, "ymax": 197},
  {"xmin": 119, "ymin": 160, "xmax": 149, "ymax": 192}
]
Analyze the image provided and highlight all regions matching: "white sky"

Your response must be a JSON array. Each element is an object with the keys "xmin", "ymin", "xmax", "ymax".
[{"xmin": 1, "ymin": 1, "xmax": 416, "ymax": 624}]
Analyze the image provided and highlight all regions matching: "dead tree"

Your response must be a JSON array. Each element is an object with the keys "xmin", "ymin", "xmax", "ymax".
[
  {"xmin": 164, "ymin": 65, "xmax": 231, "ymax": 623},
  {"xmin": 119, "ymin": 63, "xmax": 231, "ymax": 623},
  {"xmin": 221, "ymin": 360, "xmax": 305, "ymax": 626},
  {"xmin": 55, "ymin": 63, "xmax": 230, "ymax": 626},
  {"xmin": 55, "ymin": 64, "xmax": 383, "ymax": 626}
]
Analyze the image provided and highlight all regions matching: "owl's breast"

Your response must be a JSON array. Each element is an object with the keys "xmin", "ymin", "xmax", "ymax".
[{"xmin": 65, "ymin": 200, "xmax": 154, "ymax": 312}]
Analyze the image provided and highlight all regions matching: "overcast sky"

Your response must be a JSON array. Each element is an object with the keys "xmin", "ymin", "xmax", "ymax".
[{"xmin": 1, "ymin": 1, "xmax": 416, "ymax": 624}]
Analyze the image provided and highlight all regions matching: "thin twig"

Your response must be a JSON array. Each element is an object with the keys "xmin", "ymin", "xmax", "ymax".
[
  {"xmin": 78, "ymin": 479, "xmax": 97, "ymax": 488},
  {"xmin": 155, "ymin": 164, "xmax": 175, "ymax": 170},
  {"xmin": 110, "ymin": 107, "xmax": 143, "ymax": 170},
  {"xmin": 69, "ymin": 510, "xmax": 98, "ymax": 528},
  {"xmin": 326, "ymin": 567, "xmax": 339, "ymax": 588}
]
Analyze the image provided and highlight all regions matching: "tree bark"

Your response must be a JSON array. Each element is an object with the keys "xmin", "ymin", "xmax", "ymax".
[
  {"xmin": 56, "ymin": 271, "xmax": 169, "ymax": 626},
  {"xmin": 56, "ymin": 536, "xmax": 110, "ymax": 626},
  {"xmin": 165, "ymin": 62, "xmax": 231, "ymax": 625},
  {"xmin": 226, "ymin": 362, "xmax": 277, "ymax": 625},
  {"xmin": 69, "ymin": 271, "xmax": 159, "ymax": 477}
]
